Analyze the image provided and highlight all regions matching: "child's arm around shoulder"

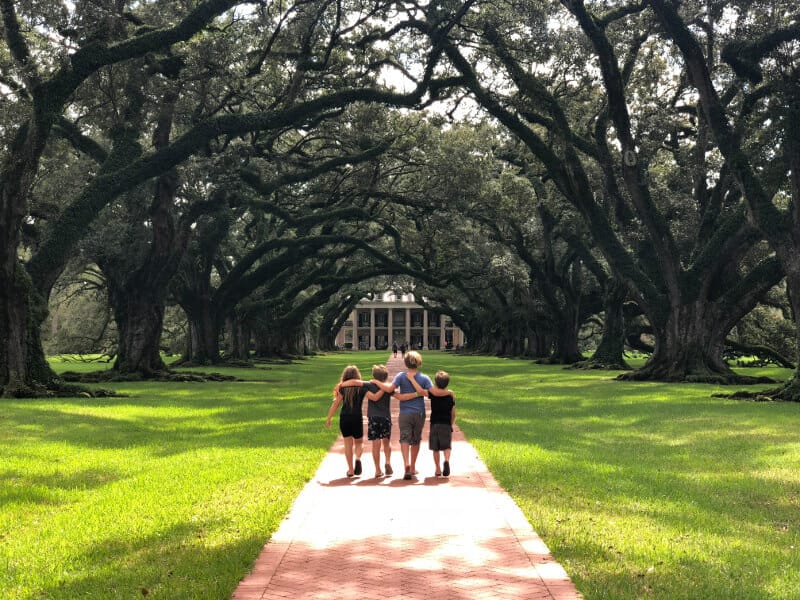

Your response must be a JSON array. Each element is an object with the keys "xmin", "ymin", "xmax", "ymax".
[
  {"xmin": 406, "ymin": 373, "xmax": 429, "ymax": 398},
  {"xmin": 366, "ymin": 380, "xmax": 395, "ymax": 401}
]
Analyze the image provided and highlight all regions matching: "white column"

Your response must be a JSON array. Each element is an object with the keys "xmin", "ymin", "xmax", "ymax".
[
  {"xmin": 405, "ymin": 308, "xmax": 411, "ymax": 346},
  {"xmin": 423, "ymin": 310, "xmax": 429, "ymax": 350},
  {"xmin": 440, "ymin": 317, "xmax": 446, "ymax": 349},
  {"xmin": 370, "ymin": 308, "xmax": 376, "ymax": 350},
  {"xmin": 387, "ymin": 308, "xmax": 393, "ymax": 346},
  {"xmin": 351, "ymin": 310, "xmax": 358, "ymax": 350}
]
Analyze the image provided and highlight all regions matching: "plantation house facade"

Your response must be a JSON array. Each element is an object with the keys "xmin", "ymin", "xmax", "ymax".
[{"xmin": 335, "ymin": 292, "xmax": 465, "ymax": 350}]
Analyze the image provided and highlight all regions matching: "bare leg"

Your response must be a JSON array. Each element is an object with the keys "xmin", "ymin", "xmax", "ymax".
[
  {"xmin": 343, "ymin": 437, "xmax": 354, "ymax": 475},
  {"xmin": 354, "ymin": 438, "xmax": 363, "ymax": 475},
  {"xmin": 410, "ymin": 443, "xmax": 421, "ymax": 474},
  {"xmin": 372, "ymin": 440, "xmax": 382, "ymax": 475},
  {"xmin": 354, "ymin": 438, "xmax": 363, "ymax": 461},
  {"xmin": 401, "ymin": 442, "xmax": 412, "ymax": 479},
  {"xmin": 382, "ymin": 438, "xmax": 392, "ymax": 464},
  {"xmin": 433, "ymin": 450, "xmax": 442, "ymax": 475},
  {"xmin": 400, "ymin": 442, "xmax": 411, "ymax": 468}
]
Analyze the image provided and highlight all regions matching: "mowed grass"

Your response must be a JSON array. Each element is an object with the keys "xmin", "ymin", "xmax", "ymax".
[
  {"xmin": 0, "ymin": 355, "xmax": 349, "ymax": 600},
  {"xmin": 426, "ymin": 354, "xmax": 800, "ymax": 600},
  {"xmin": 1, "ymin": 352, "xmax": 799, "ymax": 599}
]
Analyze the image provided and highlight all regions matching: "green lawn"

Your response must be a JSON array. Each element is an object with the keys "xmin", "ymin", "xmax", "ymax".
[{"xmin": 1, "ymin": 352, "xmax": 799, "ymax": 599}]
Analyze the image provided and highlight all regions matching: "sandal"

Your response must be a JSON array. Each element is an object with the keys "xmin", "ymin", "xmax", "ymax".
[
  {"xmin": 354, "ymin": 459, "xmax": 362, "ymax": 476},
  {"xmin": 385, "ymin": 463, "xmax": 393, "ymax": 476},
  {"xmin": 375, "ymin": 472, "xmax": 384, "ymax": 478},
  {"xmin": 435, "ymin": 471, "xmax": 442, "ymax": 477},
  {"xmin": 346, "ymin": 472, "xmax": 355, "ymax": 478}
]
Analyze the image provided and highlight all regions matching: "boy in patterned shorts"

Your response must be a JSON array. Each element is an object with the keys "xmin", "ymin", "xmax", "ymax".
[{"xmin": 364, "ymin": 365, "xmax": 394, "ymax": 477}]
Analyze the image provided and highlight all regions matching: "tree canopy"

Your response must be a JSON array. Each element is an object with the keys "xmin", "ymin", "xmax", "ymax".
[{"xmin": 2, "ymin": 0, "xmax": 798, "ymax": 397}]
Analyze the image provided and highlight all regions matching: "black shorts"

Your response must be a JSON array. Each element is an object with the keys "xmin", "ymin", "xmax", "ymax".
[
  {"xmin": 339, "ymin": 414, "xmax": 363, "ymax": 439},
  {"xmin": 368, "ymin": 417, "xmax": 391, "ymax": 440}
]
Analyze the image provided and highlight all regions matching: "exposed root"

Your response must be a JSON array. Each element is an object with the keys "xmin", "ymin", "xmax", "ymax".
[
  {"xmin": 616, "ymin": 369, "xmax": 776, "ymax": 385},
  {"xmin": 714, "ymin": 380, "xmax": 800, "ymax": 402},
  {"xmin": 2, "ymin": 381, "xmax": 121, "ymax": 398},
  {"xmin": 60, "ymin": 370, "xmax": 238, "ymax": 383},
  {"xmin": 569, "ymin": 359, "xmax": 630, "ymax": 371}
]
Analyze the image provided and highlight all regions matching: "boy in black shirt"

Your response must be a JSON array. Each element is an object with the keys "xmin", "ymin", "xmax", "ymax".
[{"xmin": 409, "ymin": 369, "xmax": 456, "ymax": 477}]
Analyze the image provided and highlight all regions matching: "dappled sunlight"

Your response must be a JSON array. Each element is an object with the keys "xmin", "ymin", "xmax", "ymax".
[
  {"xmin": 450, "ymin": 356, "xmax": 800, "ymax": 598},
  {"xmin": 5, "ymin": 353, "xmax": 799, "ymax": 598}
]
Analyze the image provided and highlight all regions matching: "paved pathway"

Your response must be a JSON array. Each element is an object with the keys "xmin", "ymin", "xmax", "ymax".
[{"xmin": 233, "ymin": 355, "xmax": 582, "ymax": 600}]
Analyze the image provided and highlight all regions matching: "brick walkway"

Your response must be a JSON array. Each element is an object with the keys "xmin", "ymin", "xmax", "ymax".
[{"xmin": 233, "ymin": 355, "xmax": 582, "ymax": 600}]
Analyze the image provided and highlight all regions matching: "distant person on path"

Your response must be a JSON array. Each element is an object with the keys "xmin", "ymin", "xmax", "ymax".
[
  {"xmin": 400, "ymin": 343, "xmax": 406, "ymax": 357},
  {"xmin": 393, "ymin": 351, "xmax": 432, "ymax": 480},
  {"xmin": 326, "ymin": 365, "xmax": 368, "ymax": 477},
  {"xmin": 409, "ymin": 369, "xmax": 456, "ymax": 476},
  {"xmin": 392, "ymin": 342, "xmax": 398, "ymax": 357}
]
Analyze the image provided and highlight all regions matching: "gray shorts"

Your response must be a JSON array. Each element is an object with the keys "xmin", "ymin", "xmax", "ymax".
[
  {"xmin": 398, "ymin": 412, "xmax": 425, "ymax": 445},
  {"xmin": 429, "ymin": 423, "xmax": 452, "ymax": 451}
]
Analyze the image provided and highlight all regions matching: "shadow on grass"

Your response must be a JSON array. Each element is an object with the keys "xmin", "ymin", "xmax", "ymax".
[
  {"xmin": 460, "ymin": 387, "xmax": 800, "ymax": 599},
  {"xmin": 1, "ymin": 392, "xmax": 334, "ymax": 455},
  {"xmin": 33, "ymin": 520, "xmax": 266, "ymax": 600},
  {"xmin": 0, "ymin": 467, "xmax": 121, "ymax": 507}
]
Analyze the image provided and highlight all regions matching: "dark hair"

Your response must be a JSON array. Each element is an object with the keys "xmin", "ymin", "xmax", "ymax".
[
  {"xmin": 435, "ymin": 370, "xmax": 450, "ymax": 389},
  {"xmin": 372, "ymin": 364, "xmax": 388, "ymax": 382}
]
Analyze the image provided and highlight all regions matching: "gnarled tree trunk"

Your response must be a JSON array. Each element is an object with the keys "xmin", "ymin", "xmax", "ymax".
[
  {"xmin": 182, "ymin": 300, "xmax": 222, "ymax": 365},
  {"xmin": 621, "ymin": 301, "xmax": 745, "ymax": 383},
  {"xmin": 0, "ymin": 264, "xmax": 59, "ymax": 396},
  {"xmin": 578, "ymin": 277, "xmax": 629, "ymax": 369},
  {"xmin": 109, "ymin": 283, "xmax": 168, "ymax": 376}
]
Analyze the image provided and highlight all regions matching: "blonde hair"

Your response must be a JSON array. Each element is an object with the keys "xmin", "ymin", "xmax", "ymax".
[{"xmin": 404, "ymin": 350, "xmax": 422, "ymax": 369}]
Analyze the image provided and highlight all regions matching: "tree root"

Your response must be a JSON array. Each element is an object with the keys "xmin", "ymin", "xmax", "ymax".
[
  {"xmin": 1, "ymin": 381, "xmax": 121, "ymax": 398},
  {"xmin": 568, "ymin": 359, "xmax": 631, "ymax": 371},
  {"xmin": 60, "ymin": 370, "xmax": 238, "ymax": 383},
  {"xmin": 616, "ymin": 369, "xmax": 776, "ymax": 385},
  {"xmin": 713, "ymin": 379, "xmax": 800, "ymax": 402}
]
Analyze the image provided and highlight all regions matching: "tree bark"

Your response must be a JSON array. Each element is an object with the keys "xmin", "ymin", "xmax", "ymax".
[
  {"xmin": 0, "ymin": 264, "xmax": 59, "ymax": 395},
  {"xmin": 110, "ymin": 288, "xmax": 168, "ymax": 376},
  {"xmin": 226, "ymin": 315, "xmax": 251, "ymax": 360},
  {"xmin": 182, "ymin": 300, "xmax": 221, "ymax": 365},
  {"xmin": 580, "ymin": 277, "xmax": 629, "ymax": 369},
  {"xmin": 618, "ymin": 300, "xmax": 765, "ymax": 384},
  {"xmin": 254, "ymin": 328, "xmax": 306, "ymax": 357}
]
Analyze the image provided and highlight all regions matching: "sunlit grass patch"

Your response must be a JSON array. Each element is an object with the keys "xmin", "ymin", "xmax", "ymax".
[
  {"xmin": 444, "ymin": 355, "xmax": 800, "ymax": 600},
  {"xmin": 2, "ymin": 351, "xmax": 799, "ymax": 598}
]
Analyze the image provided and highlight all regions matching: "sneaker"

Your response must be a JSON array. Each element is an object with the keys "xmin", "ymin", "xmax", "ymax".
[
  {"xmin": 354, "ymin": 459, "xmax": 362, "ymax": 476},
  {"xmin": 442, "ymin": 461, "xmax": 450, "ymax": 477},
  {"xmin": 403, "ymin": 466, "xmax": 412, "ymax": 481},
  {"xmin": 385, "ymin": 463, "xmax": 393, "ymax": 476}
]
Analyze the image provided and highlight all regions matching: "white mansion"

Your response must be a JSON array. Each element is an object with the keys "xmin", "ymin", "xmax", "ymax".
[{"xmin": 335, "ymin": 291, "xmax": 465, "ymax": 351}]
